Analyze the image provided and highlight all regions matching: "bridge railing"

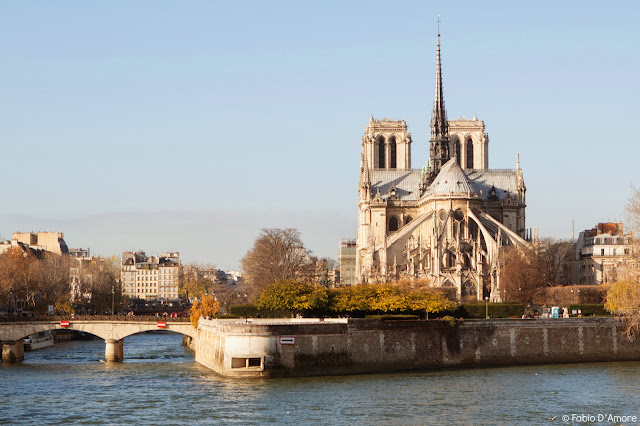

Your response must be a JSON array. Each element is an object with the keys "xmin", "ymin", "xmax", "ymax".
[{"xmin": 0, "ymin": 315, "xmax": 191, "ymax": 323}]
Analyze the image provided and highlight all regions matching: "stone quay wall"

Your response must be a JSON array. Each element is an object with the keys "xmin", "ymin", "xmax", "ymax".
[{"xmin": 194, "ymin": 317, "xmax": 640, "ymax": 377}]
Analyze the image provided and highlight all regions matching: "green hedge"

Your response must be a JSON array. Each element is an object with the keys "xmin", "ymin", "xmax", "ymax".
[
  {"xmin": 457, "ymin": 303, "xmax": 524, "ymax": 319},
  {"xmin": 229, "ymin": 304, "xmax": 290, "ymax": 318},
  {"xmin": 364, "ymin": 314, "xmax": 420, "ymax": 321},
  {"xmin": 230, "ymin": 303, "xmax": 528, "ymax": 319},
  {"xmin": 566, "ymin": 304, "xmax": 610, "ymax": 317}
]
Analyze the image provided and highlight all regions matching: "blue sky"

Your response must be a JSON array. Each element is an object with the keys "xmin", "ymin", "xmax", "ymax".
[{"xmin": 1, "ymin": 1, "xmax": 639, "ymax": 269}]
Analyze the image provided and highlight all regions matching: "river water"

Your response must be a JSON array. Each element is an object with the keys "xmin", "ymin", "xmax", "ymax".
[{"xmin": 1, "ymin": 332, "xmax": 639, "ymax": 425}]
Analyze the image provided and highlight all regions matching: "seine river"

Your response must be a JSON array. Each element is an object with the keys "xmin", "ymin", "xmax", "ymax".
[{"xmin": 2, "ymin": 332, "xmax": 639, "ymax": 425}]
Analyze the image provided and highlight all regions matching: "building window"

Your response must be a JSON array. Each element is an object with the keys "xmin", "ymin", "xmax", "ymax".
[
  {"xmin": 466, "ymin": 139, "xmax": 474, "ymax": 169},
  {"xmin": 389, "ymin": 137, "xmax": 397, "ymax": 169},
  {"xmin": 378, "ymin": 138, "xmax": 385, "ymax": 168},
  {"xmin": 388, "ymin": 216, "xmax": 399, "ymax": 232}
]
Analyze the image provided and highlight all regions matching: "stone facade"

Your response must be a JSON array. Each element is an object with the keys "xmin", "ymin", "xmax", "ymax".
[
  {"xmin": 575, "ymin": 223, "xmax": 636, "ymax": 284},
  {"xmin": 0, "ymin": 231, "xmax": 69, "ymax": 256},
  {"xmin": 355, "ymin": 34, "xmax": 528, "ymax": 301},
  {"xmin": 192, "ymin": 318, "xmax": 640, "ymax": 378},
  {"xmin": 121, "ymin": 251, "xmax": 181, "ymax": 300},
  {"xmin": 338, "ymin": 239, "xmax": 356, "ymax": 286}
]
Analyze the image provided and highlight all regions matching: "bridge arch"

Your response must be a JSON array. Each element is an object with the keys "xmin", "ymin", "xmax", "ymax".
[
  {"xmin": 0, "ymin": 320, "xmax": 195, "ymax": 342},
  {"xmin": 1, "ymin": 319, "xmax": 196, "ymax": 363}
]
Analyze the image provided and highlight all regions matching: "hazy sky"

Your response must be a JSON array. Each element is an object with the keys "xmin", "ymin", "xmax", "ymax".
[{"xmin": 2, "ymin": 1, "xmax": 639, "ymax": 270}]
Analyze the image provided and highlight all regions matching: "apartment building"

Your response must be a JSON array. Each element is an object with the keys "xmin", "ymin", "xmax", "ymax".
[{"xmin": 121, "ymin": 251, "xmax": 181, "ymax": 300}]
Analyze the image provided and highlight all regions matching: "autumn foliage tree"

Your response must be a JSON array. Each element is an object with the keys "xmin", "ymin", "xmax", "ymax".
[
  {"xmin": 330, "ymin": 283, "xmax": 456, "ymax": 315},
  {"xmin": 605, "ymin": 280, "xmax": 640, "ymax": 337},
  {"xmin": 0, "ymin": 246, "xmax": 43, "ymax": 309},
  {"xmin": 255, "ymin": 280, "xmax": 328, "ymax": 315},
  {"xmin": 37, "ymin": 253, "xmax": 71, "ymax": 310},
  {"xmin": 74, "ymin": 257, "xmax": 120, "ymax": 314},
  {"xmin": 253, "ymin": 280, "xmax": 456, "ymax": 317},
  {"xmin": 190, "ymin": 294, "xmax": 221, "ymax": 327},
  {"xmin": 179, "ymin": 263, "xmax": 215, "ymax": 300},
  {"xmin": 606, "ymin": 186, "xmax": 640, "ymax": 337}
]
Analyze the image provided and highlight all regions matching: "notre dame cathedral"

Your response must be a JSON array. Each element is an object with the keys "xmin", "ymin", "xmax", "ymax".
[{"xmin": 355, "ymin": 33, "xmax": 530, "ymax": 301}]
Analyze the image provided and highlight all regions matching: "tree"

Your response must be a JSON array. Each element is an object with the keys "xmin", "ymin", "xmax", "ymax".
[
  {"xmin": 179, "ymin": 263, "xmax": 216, "ymax": 300},
  {"xmin": 606, "ymin": 187, "xmax": 640, "ymax": 337},
  {"xmin": 537, "ymin": 238, "xmax": 575, "ymax": 287},
  {"xmin": 74, "ymin": 257, "xmax": 120, "ymax": 314},
  {"xmin": 500, "ymin": 246, "xmax": 546, "ymax": 306},
  {"xmin": 190, "ymin": 294, "xmax": 220, "ymax": 327},
  {"xmin": 0, "ymin": 246, "xmax": 42, "ymax": 310},
  {"xmin": 37, "ymin": 252, "xmax": 71, "ymax": 312},
  {"xmin": 330, "ymin": 283, "xmax": 456, "ymax": 315},
  {"xmin": 311, "ymin": 257, "xmax": 338, "ymax": 288},
  {"xmin": 330, "ymin": 284, "xmax": 376, "ymax": 312},
  {"xmin": 605, "ymin": 280, "xmax": 640, "ymax": 338},
  {"xmin": 255, "ymin": 280, "xmax": 328, "ymax": 315},
  {"xmin": 404, "ymin": 289, "xmax": 457, "ymax": 315},
  {"xmin": 241, "ymin": 228, "xmax": 315, "ymax": 299}
]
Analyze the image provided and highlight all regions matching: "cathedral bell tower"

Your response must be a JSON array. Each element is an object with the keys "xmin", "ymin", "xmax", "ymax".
[{"xmin": 361, "ymin": 116, "xmax": 412, "ymax": 171}]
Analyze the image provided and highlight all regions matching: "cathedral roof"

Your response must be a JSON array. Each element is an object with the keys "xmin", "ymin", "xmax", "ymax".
[
  {"xmin": 368, "ymin": 166, "xmax": 520, "ymax": 203},
  {"xmin": 422, "ymin": 158, "xmax": 475, "ymax": 197},
  {"xmin": 467, "ymin": 169, "xmax": 519, "ymax": 200},
  {"xmin": 370, "ymin": 170, "xmax": 421, "ymax": 201}
]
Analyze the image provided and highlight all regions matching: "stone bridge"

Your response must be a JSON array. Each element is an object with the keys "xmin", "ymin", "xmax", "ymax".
[{"xmin": 0, "ymin": 316, "xmax": 196, "ymax": 363}]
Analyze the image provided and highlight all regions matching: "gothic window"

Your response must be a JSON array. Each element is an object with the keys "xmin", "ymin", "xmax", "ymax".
[
  {"xmin": 468, "ymin": 219, "xmax": 478, "ymax": 241},
  {"xmin": 438, "ymin": 209, "xmax": 447, "ymax": 225},
  {"xmin": 462, "ymin": 280, "xmax": 476, "ymax": 296},
  {"xmin": 466, "ymin": 139, "xmax": 474, "ymax": 169},
  {"xmin": 453, "ymin": 209, "xmax": 464, "ymax": 238},
  {"xmin": 388, "ymin": 216, "xmax": 399, "ymax": 232},
  {"xmin": 405, "ymin": 215, "xmax": 413, "ymax": 225},
  {"xmin": 389, "ymin": 137, "xmax": 397, "ymax": 169},
  {"xmin": 377, "ymin": 137, "xmax": 385, "ymax": 168}
]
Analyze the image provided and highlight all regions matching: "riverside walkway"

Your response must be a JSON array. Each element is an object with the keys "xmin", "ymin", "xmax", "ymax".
[{"xmin": 0, "ymin": 315, "xmax": 194, "ymax": 363}]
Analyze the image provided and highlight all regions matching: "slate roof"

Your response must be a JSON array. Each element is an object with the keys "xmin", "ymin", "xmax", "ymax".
[
  {"xmin": 466, "ymin": 169, "xmax": 518, "ymax": 200},
  {"xmin": 370, "ymin": 170, "xmax": 421, "ymax": 201},
  {"xmin": 368, "ymin": 165, "xmax": 518, "ymax": 202},
  {"xmin": 421, "ymin": 159, "xmax": 475, "ymax": 197}
]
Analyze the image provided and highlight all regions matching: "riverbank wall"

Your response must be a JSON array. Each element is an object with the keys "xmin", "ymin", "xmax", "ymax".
[{"xmin": 193, "ymin": 317, "xmax": 640, "ymax": 377}]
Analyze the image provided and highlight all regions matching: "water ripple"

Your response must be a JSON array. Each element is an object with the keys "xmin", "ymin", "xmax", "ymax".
[{"xmin": 1, "ymin": 333, "xmax": 639, "ymax": 424}]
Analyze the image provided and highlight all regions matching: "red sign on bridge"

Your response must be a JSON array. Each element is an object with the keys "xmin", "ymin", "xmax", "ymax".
[
  {"xmin": 60, "ymin": 320, "xmax": 70, "ymax": 327},
  {"xmin": 157, "ymin": 322, "xmax": 166, "ymax": 328}
]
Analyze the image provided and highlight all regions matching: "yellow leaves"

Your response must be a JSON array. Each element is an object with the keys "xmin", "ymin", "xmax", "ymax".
[
  {"xmin": 54, "ymin": 301, "xmax": 74, "ymax": 315},
  {"xmin": 605, "ymin": 280, "xmax": 640, "ymax": 314},
  {"xmin": 255, "ymin": 280, "xmax": 328, "ymax": 313},
  {"xmin": 252, "ymin": 281, "xmax": 457, "ymax": 316},
  {"xmin": 331, "ymin": 283, "xmax": 456, "ymax": 314},
  {"xmin": 605, "ymin": 280, "xmax": 640, "ymax": 339},
  {"xmin": 190, "ymin": 294, "xmax": 220, "ymax": 328}
]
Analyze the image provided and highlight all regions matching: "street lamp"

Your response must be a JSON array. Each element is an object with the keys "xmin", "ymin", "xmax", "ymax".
[
  {"xmin": 485, "ymin": 296, "xmax": 489, "ymax": 319},
  {"xmin": 111, "ymin": 285, "xmax": 115, "ymax": 316}
]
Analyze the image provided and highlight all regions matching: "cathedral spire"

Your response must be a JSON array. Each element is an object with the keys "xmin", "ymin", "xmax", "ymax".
[
  {"xmin": 431, "ymin": 31, "xmax": 448, "ymax": 141},
  {"xmin": 422, "ymin": 21, "xmax": 451, "ymax": 191}
]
